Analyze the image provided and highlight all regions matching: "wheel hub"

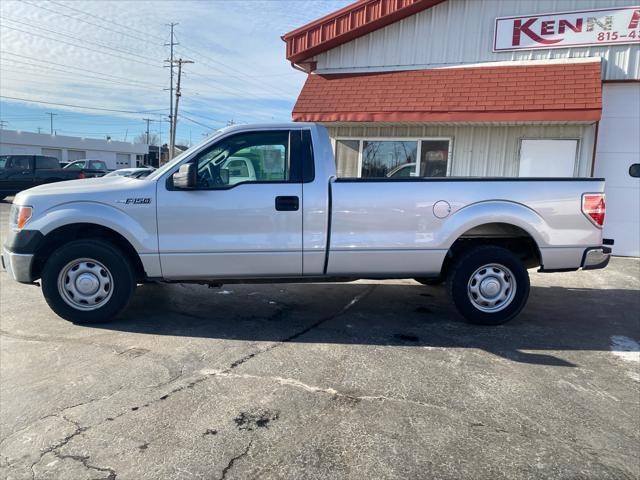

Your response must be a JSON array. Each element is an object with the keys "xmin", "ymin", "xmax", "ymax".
[
  {"xmin": 76, "ymin": 273, "xmax": 100, "ymax": 295},
  {"xmin": 467, "ymin": 263, "xmax": 517, "ymax": 313},
  {"xmin": 479, "ymin": 277, "xmax": 501, "ymax": 297},
  {"xmin": 57, "ymin": 258, "xmax": 114, "ymax": 311}
]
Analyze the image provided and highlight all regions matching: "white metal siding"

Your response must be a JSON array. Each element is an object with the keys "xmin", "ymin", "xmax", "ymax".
[
  {"xmin": 594, "ymin": 84, "xmax": 640, "ymax": 256},
  {"xmin": 326, "ymin": 123, "xmax": 596, "ymax": 177},
  {"xmin": 313, "ymin": 0, "xmax": 640, "ymax": 80}
]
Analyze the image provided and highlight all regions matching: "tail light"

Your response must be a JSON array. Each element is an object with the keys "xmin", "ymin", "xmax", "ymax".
[
  {"xmin": 78, "ymin": 171, "xmax": 86, "ymax": 179},
  {"xmin": 582, "ymin": 193, "xmax": 605, "ymax": 227}
]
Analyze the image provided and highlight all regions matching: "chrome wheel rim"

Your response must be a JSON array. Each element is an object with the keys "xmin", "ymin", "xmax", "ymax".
[
  {"xmin": 57, "ymin": 258, "xmax": 113, "ymax": 311},
  {"xmin": 467, "ymin": 263, "xmax": 516, "ymax": 313}
]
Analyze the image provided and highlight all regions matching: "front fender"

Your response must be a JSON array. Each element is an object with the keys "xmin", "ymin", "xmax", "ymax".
[
  {"xmin": 437, "ymin": 200, "xmax": 550, "ymax": 249},
  {"xmin": 27, "ymin": 201, "xmax": 157, "ymax": 254}
]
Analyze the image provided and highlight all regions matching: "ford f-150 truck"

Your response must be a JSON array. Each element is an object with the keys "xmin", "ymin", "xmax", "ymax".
[{"xmin": 1, "ymin": 123, "xmax": 611, "ymax": 325}]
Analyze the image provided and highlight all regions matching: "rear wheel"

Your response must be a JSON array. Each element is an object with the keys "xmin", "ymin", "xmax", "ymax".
[
  {"xmin": 41, "ymin": 240, "xmax": 136, "ymax": 323},
  {"xmin": 447, "ymin": 245, "xmax": 529, "ymax": 325}
]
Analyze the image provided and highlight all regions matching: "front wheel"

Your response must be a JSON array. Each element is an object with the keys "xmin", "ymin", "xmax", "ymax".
[
  {"xmin": 447, "ymin": 245, "xmax": 530, "ymax": 325},
  {"xmin": 41, "ymin": 240, "xmax": 136, "ymax": 323}
]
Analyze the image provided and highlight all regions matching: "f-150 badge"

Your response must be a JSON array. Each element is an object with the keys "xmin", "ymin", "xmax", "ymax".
[{"xmin": 117, "ymin": 198, "xmax": 152, "ymax": 205}]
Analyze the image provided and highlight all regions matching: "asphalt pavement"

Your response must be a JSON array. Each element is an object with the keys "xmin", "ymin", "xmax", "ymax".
[{"xmin": 1, "ymin": 197, "xmax": 639, "ymax": 479}]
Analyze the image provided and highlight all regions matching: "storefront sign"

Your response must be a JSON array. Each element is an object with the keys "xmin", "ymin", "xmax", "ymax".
[{"xmin": 494, "ymin": 6, "xmax": 640, "ymax": 51}]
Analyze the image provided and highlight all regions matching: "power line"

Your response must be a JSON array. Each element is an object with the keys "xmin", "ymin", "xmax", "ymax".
[
  {"xmin": 21, "ymin": 0, "xmax": 165, "ymax": 47},
  {"xmin": 179, "ymin": 114, "xmax": 215, "ymax": 131},
  {"xmin": 0, "ymin": 15, "xmax": 159, "ymax": 64},
  {"xmin": 0, "ymin": 95, "xmax": 166, "ymax": 114},
  {"xmin": 0, "ymin": 60, "xmax": 164, "ymax": 90},
  {"xmin": 47, "ymin": 0, "xmax": 166, "ymax": 43},
  {"xmin": 0, "ymin": 24, "xmax": 163, "ymax": 69},
  {"xmin": 1, "ymin": 51, "xmax": 163, "ymax": 88}
]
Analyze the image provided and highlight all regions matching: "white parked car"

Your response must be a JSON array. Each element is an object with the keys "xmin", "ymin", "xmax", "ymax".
[{"xmin": 2, "ymin": 123, "xmax": 611, "ymax": 325}]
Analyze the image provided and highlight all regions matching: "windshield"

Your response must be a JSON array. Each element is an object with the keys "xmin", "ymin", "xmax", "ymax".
[
  {"xmin": 0, "ymin": 156, "xmax": 7, "ymax": 169},
  {"xmin": 146, "ymin": 129, "xmax": 225, "ymax": 181}
]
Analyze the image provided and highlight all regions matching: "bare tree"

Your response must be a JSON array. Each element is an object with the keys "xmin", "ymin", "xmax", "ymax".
[{"xmin": 133, "ymin": 132, "xmax": 160, "ymax": 146}]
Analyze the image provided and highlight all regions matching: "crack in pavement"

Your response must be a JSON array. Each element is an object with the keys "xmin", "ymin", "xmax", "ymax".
[
  {"xmin": 49, "ymin": 451, "xmax": 117, "ymax": 480},
  {"xmin": 219, "ymin": 440, "xmax": 253, "ymax": 480},
  {"xmin": 200, "ymin": 369, "xmax": 448, "ymax": 411},
  {"xmin": 225, "ymin": 285, "xmax": 376, "ymax": 371},
  {"xmin": 5, "ymin": 287, "xmax": 376, "ymax": 479}
]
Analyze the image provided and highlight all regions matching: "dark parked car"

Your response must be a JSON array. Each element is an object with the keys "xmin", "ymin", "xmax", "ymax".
[{"xmin": 0, "ymin": 155, "xmax": 101, "ymax": 199}]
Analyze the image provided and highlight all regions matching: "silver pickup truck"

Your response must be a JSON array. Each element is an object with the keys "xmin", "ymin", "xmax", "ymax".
[{"xmin": 2, "ymin": 123, "xmax": 611, "ymax": 325}]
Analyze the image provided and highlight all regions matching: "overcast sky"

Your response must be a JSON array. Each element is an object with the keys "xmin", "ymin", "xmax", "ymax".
[{"xmin": 0, "ymin": 0, "xmax": 349, "ymax": 145}]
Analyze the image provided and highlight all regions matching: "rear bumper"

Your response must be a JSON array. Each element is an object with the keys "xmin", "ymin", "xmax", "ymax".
[
  {"xmin": 581, "ymin": 246, "xmax": 611, "ymax": 270},
  {"xmin": 1, "ymin": 247, "xmax": 35, "ymax": 283}
]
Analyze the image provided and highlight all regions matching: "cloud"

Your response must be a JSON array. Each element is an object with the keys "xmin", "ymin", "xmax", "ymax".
[{"xmin": 0, "ymin": 0, "xmax": 349, "ymax": 126}]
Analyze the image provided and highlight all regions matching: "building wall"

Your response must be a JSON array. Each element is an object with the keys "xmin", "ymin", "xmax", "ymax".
[
  {"xmin": 312, "ymin": 0, "xmax": 639, "ymax": 80},
  {"xmin": 325, "ymin": 123, "xmax": 596, "ymax": 177},
  {"xmin": 0, "ymin": 130, "xmax": 147, "ymax": 169}
]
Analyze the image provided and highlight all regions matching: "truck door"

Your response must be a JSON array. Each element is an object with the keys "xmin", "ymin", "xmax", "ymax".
[
  {"xmin": 1, "ymin": 155, "xmax": 35, "ymax": 193},
  {"xmin": 156, "ymin": 129, "xmax": 309, "ymax": 279}
]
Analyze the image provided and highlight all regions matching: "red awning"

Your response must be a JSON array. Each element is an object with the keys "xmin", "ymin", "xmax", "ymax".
[
  {"xmin": 292, "ymin": 61, "xmax": 602, "ymax": 123},
  {"xmin": 282, "ymin": 0, "xmax": 445, "ymax": 65}
]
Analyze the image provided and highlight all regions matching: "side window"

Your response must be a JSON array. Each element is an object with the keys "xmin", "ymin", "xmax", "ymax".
[
  {"xmin": 90, "ymin": 160, "xmax": 107, "ymax": 170},
  {"xmin": 66, "ymin": 161, "xmax": 84, "ymax": 170},
  {"xmin": 193, "ymin": 131, "xmax": 289, "ymax": 189},
  {"xmin": 9, "ymin": 156, "xmax": 32, "ymax": 170},
  {"xmin": 35, "ymin": 156, "xmax": 59, "ymax": 169}
]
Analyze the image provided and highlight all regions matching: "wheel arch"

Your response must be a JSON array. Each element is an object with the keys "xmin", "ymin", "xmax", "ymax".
[
  {"xmin": 437, "ymin": 201, "xmax": 547, "ymax": 279},
  {"xmin": 32, "ymin": 223, "xmax": 146, "ymax": 281}
]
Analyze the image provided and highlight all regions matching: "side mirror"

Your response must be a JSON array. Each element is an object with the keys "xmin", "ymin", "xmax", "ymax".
[
  {"xmin": 220, "ymin": 168, "xmax": 230, "ymax": 185},
  {"xmin": 173, "ymin": 163, "xmax": 196, "ymax": 189}
]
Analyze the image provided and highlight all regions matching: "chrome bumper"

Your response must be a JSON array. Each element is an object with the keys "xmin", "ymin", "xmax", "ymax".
[
  {"xmin": 582, "ymin": 247, "xmax": 611, "ymax": 270},
  {"xmin": 1, "ymin": 247, "xmax": 35, "ymax": 283}
]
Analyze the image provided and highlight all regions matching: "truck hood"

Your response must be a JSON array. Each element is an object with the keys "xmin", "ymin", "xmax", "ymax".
[{"xmin": 14, "ymin": 176, "xmax": 156, "ymax": 210}]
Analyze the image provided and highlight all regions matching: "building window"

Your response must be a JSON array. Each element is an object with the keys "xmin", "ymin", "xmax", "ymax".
[
  {"xmin": 334, "ymin": 138, "xmax": 451, "ymax": 178},
  {"xmin": 67, "ymin": 150, "xmax": 86, "ymax": 162},
  {"xmin": 518, "ymin": 139, "xmax": 579, "ymax": 177}
]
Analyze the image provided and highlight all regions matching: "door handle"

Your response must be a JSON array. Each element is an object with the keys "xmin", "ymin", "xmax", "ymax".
[{"xmin": 275, "ymin": 196, "xmax": 299, "ymax": 211}]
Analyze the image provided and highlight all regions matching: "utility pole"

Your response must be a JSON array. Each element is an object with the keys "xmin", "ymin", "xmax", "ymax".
[
  {"xmin": 142, "ymin": 118, "xmax": 158, "ymax": 144},
  {"xmin": 171, "ymin": 58, "xmax": 194, "ymax": 157},
  {"xmin": 37, "ymin": 127, "xmax": 42, "ymax": 134},
  {"xmin": 164, "ymin": 22, "xmax": 178, "ymax": 160},
  {"xmin": 47, "ymin": 112, "xmax": 57, "ymax": 134}
]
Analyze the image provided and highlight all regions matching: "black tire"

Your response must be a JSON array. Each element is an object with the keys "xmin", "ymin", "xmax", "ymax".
[
  {"xmin": 447, "ymin": 245, "xmax": 529, "ymax": 325},
  {"xmin": 41, "ymin": 239, "xmax": 136, "ymax": 323},
  {"xmin": 414, "ymin": 277, "xmax": 444, "ymax": 286}
]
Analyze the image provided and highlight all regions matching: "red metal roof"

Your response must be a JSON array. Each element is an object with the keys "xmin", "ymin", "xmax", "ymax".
[
  {"xmin": 282, "ymin": 0, "xmax": 445, "ymax": 65},
  {"xmin": 292, "ymin": 61, "xmax": 603, "ymax": 123}
]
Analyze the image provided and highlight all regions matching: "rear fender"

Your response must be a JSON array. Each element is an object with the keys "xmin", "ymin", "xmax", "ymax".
[{"xmin": 439, "ymin": 201, "xmax": 549, "ymax": 248}]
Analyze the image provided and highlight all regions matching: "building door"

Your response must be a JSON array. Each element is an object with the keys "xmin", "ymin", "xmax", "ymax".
[
  {"xmin": 116, "ymin": 153, "xmax": 130, "ymax": 168},
  {"xmin": 594, "ymin": 84, "xmax": 640, "ymax": 257}
]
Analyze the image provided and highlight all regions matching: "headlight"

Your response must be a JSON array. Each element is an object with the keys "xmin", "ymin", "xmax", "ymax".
[{"xmin": 10, "ymin": 205, "xmax": 32, "ymax": 231}]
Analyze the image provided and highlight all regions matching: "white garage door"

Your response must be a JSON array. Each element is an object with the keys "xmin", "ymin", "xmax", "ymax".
[{"xmin": 594, "ymin": 84, "xmax": 640, "ymax": 257}]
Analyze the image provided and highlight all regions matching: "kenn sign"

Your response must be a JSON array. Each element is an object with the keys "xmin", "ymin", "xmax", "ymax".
[{"xmin": 494, "ymin": 6, "xmax": 640, "ymax": 51}]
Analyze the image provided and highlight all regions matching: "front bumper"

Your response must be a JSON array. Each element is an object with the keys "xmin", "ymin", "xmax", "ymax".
[
  {"xmin": 581, "ymin": 246, "xmax": 612, "ymax": 270},
  {"xmin": 1, "ymin": 247, "xmax": 35, "ymax": 283}
]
